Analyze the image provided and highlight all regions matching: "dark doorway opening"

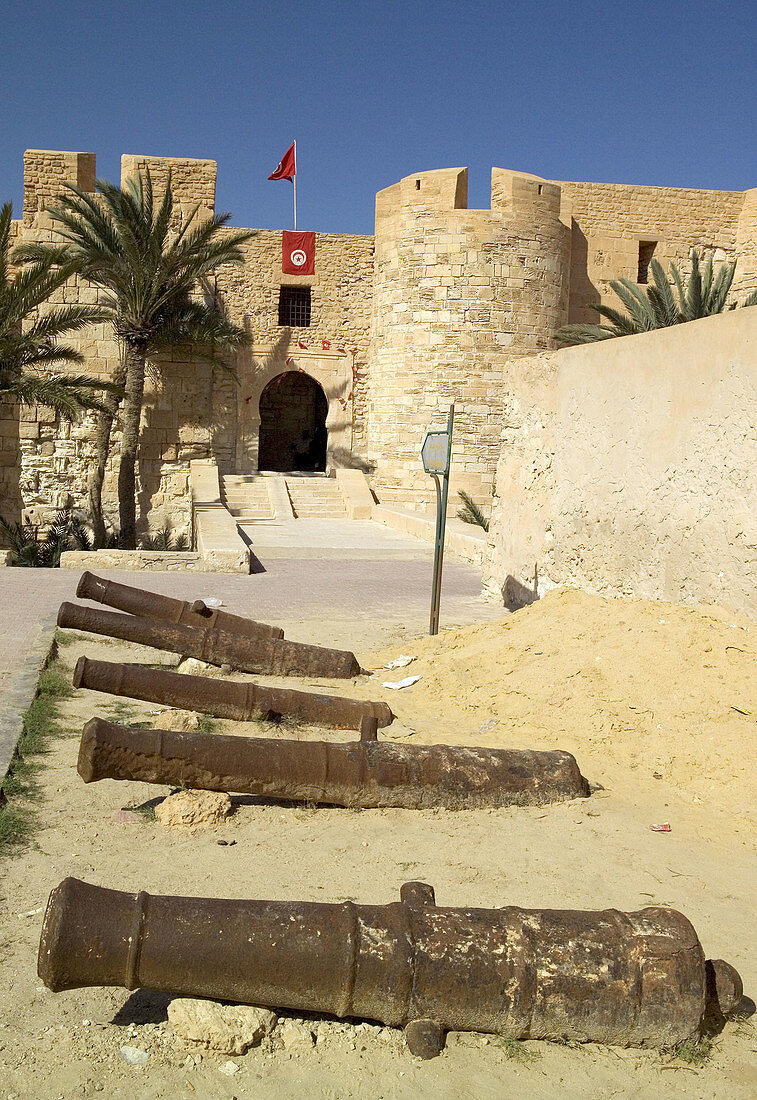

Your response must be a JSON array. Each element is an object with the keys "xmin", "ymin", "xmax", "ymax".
[{"xmin": 258, "ymin": 371, "xmax": 328, "ymax": 472}]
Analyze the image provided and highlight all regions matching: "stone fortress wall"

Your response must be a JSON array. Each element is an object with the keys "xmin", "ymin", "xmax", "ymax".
[
  {"xmin": 554, "ymin": 179, "xmax": 748, "ymax": 323},
  {"xmin": 367, "ymin": 167, "xmax": 570, "ymax": 508},
  {"xmin": 4, "ymin": 148, "xmax": 756, "ymax": 537},
  {"xmin": 7, "ymin": 151, "xmax": 373, "ymax": 536}
]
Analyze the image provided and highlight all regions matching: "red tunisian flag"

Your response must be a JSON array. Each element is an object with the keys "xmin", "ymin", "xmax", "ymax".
[
  {"xmin": 282, "ymin": 230, "xmax": 315, "ymax": 275},
  {"xmin": 268, "ymin": 142, "xmax": 296, "ymax": 181}
]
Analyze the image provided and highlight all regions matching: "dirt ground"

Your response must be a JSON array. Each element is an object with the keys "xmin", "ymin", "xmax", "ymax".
[{"xmin": 0, "ymin": 589, "xmax": 755, "ymax": 1099}]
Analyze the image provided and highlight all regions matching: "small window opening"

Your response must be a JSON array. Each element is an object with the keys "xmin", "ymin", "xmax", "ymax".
[
  {"xmin": 278, "ymin": 286, "xmax": 311, "ymax": 327},
  {"xmin": 638, "ymin": 241, "xmax": 657, "ymax": 284},
  {"xmin": 537, "ymin": 184, "xmax": 543, "ymax": 195},
  {"xmin": 415, "ymin": 179, "xmax": 421, "ymax": 190}
]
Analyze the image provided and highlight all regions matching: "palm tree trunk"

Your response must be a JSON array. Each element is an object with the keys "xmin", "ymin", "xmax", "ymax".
[
  {"xmin": 88, "ymin": 357, "xmax": 126, "ymax": 548},
  {"xmin": 117, "ymin": 343, "xmax": 147, "ymax": 549}
]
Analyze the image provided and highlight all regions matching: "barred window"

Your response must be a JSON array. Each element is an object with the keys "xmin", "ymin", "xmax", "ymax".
[{"xmin": 278, "ymin": 286, "xmax": 311, "ymax": 327}]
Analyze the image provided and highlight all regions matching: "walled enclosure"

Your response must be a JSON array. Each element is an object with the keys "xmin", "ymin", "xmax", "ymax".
[
  {"xmin": 483, "ymin": 309, "xmax": 757, "ymax": 621},
  {"xmin": 7, "ymin": 151, "xmax": 373, "ymax": 538},
  {"xmin": 4, "ymin": 149, "xmax": 756, "ymax": 540}
]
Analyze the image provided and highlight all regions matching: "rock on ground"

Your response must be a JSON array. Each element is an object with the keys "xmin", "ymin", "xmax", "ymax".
[
  {"xmin": 155, "ymin": 790, "xmax": 232, "ymax": 829},
  {"xmin": 153, "ymin": 709, "xmax": 201, "ymax": 732},
  {"xmin": 177, "ymin": 657, "xmax": 229, "ymax": 677},
  {"xmin": 278, "ymin": 1019, "xmax": 316, "ymax": 1051},
  {"xmin": 168, "ymin": 998, "xmax": 277, "ymax": 1054}
]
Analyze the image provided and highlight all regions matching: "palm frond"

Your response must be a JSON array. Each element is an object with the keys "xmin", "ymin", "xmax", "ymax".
[
  {"xmin": 708, "ymin": 260, "xmax": 736, "ymax": 314},
  {"xmin": 0, "ymin": 201, "xmax": 112, "ymax": 418},
  {"xmin": 0, "ymin": 371, "xmax": 122, "ymax": 420},
  {"xmin": 457, "ymin": 491, "xmax": 490, "ymax": 532},
  {"xmin": 685, "ymin": 253, "xmax": 704, "ymax": 321},
  {"xmin": 649, "ymin": 259, "xmax": 680, "ymax": 326},
  {"xmin": 608, "ymin": 278, "xmax": 657, "ymax": 330},
  {"xmin": 139, "ymin": 520, "xmax": 189, "ymax": 551},
  {"xmin": 0, "ymin": 514, "xmax": 38, "ymax": 565},
  {"xmin": 554, "ymin": 324, "xmax": 618, "ymax": 347},
  {"xmin": 556, "ymin": 250, "xmax": 749, "ymax": 346}
]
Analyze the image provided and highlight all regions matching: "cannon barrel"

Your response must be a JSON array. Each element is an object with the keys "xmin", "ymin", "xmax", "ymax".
[
  {"xmin": 73, "ymin": 657, "xmax": 393, "ymax": 731},
  {"xmin": 78, "ymin": 716, "xmax": 589, "ymax": 809},
  {"xmin": 57, "ymin": 602, "xmax": 360, "ymax": 678},
  {"xmin": 76, "ymin": 570, "xmax": 283, "ymax": 640},
  {"xmin": 38, "ymin": 877, "xmax": 743, "ymax": 1055}
]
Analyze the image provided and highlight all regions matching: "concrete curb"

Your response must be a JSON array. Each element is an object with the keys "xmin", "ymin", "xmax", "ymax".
[
  {"xmin": 0, "ymin": 612, "xmax": 58, "ymax": 797},
  {"xmin": 372, "ymin": 505, "xmax": 487, "ymax": 568}
]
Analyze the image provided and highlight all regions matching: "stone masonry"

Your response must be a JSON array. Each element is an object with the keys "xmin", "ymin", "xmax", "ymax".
[{"xmin": 4, "ymin": 149, "xmax": 756, "ymax": 536}]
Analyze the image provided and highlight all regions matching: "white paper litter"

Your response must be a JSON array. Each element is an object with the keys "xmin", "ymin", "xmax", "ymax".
[
  {"xmin": 384, "ymin": 655, "xmax": 414, "ymax": 670},
  {"xmin": 201, "ymin": 597, "xmax": 224, "ymax": 608},
  {"xmin": 382, "ymin": 675, "xmax": 421, "ymax": 690}
]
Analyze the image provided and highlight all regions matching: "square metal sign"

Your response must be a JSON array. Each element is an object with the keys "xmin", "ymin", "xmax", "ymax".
[{"xmin": 421, "ymin": 430, "xmax": 451, "ymax": 475}]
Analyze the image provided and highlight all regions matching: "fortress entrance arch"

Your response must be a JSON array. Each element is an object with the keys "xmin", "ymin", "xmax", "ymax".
[{"xmin": 258, "ymin": 371, "xmax": 328, "ymax": 472}]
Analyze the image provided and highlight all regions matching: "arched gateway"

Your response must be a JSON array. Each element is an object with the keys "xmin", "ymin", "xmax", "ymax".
[{"xmin": 257, "ymin": 371, "xmax": 328, "ymax": 472}]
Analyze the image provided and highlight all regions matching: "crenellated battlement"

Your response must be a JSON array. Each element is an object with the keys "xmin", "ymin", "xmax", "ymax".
[
  {"xmin": 120, "ymin": 155, "xmax": 217, "ymax": 217},
  {"xmin": 20, "ymin": 150, "xmax": 217, "ymax": 227},
  {"xmin": 6, "ymin": 148, "xmax": 757, "ymax": 529},
  {"xmin": 22, "ymin": 149, "xmax": 96, "ymax": 224},
  {"xmin": 375, "ymin": 165, "xmax": 568, "ymax": 227}
]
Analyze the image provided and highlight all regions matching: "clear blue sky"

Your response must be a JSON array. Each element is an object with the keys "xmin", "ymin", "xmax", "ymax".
[{"xmin": 2, "ymin": 0, "xmax": 755, "ymax": 235}]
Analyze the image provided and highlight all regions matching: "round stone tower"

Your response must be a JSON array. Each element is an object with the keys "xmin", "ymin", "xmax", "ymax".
[{"xmin": 367, "ymin": 166, "xmax": 571, "ymax": 509}]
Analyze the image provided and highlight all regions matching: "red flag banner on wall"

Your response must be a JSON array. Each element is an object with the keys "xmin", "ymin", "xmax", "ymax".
[
  {"xmin": 268, "ymin": 142, "xmax": 296, "ymax": 181},
  {"xmin": 282, "ymin": 230, "xmax": 315, "ymax": 275}
]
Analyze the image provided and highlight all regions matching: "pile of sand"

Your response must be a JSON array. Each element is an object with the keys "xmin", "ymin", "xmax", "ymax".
[{"xmin": 380, "ymin": 588, "xmax": 755, "ymax": 830}]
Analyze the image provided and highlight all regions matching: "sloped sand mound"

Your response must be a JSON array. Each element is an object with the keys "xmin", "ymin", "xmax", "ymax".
[{"xmin": 381, "ymin": 588, "xmax": 756, "ymax": 830}]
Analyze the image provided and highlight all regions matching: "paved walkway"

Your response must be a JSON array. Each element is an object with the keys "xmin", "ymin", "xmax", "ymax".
[
  {"xmin": 239, "ymin": 518, "xmax": 435, "ymax": 560},
  {"xmin": 0, "ymin": 545, "xmax": 505, "ymax": 701}
]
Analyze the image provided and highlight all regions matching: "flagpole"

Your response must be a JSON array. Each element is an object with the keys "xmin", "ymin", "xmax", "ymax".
[{"xmin": 293, "ymin": 140, "xmax": 297, "ymax": 230}]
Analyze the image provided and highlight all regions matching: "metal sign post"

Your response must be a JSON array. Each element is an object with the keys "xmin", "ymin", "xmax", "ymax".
[{"xmin": 421, "ymin": 403, "xmax": 455, "ymax": 636}]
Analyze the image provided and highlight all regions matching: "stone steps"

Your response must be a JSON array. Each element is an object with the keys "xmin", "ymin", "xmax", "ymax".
[
  {"xmin": 284, "ymin": 476, "xmax": 347, "ymax": 519},
  {"xmin": 220, "ymin": 473, "xmax": 348, "ymax": 520},
  {"xmin": 220, "ymin": 475, "xmax": 273, "ymax": 519}
]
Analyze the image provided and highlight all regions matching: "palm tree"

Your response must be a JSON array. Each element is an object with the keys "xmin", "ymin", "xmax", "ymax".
[
  {"xmin": 17, "ymin": 172, "xmax": 255, "ymax": 548},
  {"xmin": 556, "ymin": 253, "xmax": 757, "ymax": 346},
  {"xmin": 0, "ymin": 202, "xmax": 114, "ymax": 420}
]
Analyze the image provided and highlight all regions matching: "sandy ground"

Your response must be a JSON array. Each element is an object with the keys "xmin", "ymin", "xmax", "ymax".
[{"xmin": 0, "ymin": 589, "xmax": 755, "ymax": 1099}]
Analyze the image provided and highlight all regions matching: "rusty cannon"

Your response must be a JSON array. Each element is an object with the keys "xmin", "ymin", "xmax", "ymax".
[
  {"xmin": 77, "ymin": 716, "xmax": 589, "ymax": 808},
  {"xmin": 57, "ymin": 602, "xmax": 361, "ymax": 679},
  {"xmin": 38, "ymin": 877, "xmax": 743, "ymax": 1057},
  {"xmin": 76, "ymin": 570, "xmax": 283, "ymax": 640},
  {"xmin": 73, "ymin": 656, "xmax": 393, "ymax": 731}
]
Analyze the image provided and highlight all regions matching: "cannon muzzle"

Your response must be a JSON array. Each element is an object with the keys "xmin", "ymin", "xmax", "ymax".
[
  {"xmin": 73, "ymin": 656, "xmax": 393, "ymax": 731},
  {"xmin": 78, "ymin": 716, "xmax": 589, "ymax": 809},
  {"xmin": 57, "ymin": 602, "xmax": 360, "ymax": 678},
  {"xmin": 76, "ymin": 571, "xmax": 283, "ymax": 640},
  {"xmin": 38, "ymin": 878, "xmax": 743, "ymax": 1054}
]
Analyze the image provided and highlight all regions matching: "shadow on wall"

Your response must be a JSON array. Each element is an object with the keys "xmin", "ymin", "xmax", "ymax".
[
  {"xmin": 568, "ymin": 223, "xmax": 601, "ymax": 325},
  {"xmin": 328, "ymin": 446, "xmax": 375, "ymax": 474},
  {"xmin": 0, "ymin": 401, "xmax": 22, "ymax": 529},
  {"xmin": 502, "ymin": 572, "xmax": 539, "ymax": 612}
]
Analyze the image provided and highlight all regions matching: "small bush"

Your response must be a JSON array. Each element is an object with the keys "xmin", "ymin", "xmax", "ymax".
[
  {"xmin": 498, "ymin": 1038, "xmax": 541, "ymax": 1063},
  {"xmin": 139, "ymin": 521, "xmax": 189, "ymax": 551},
  {"xmin": 664, "ymin": 1036, "xmax": 713, "ymax": 1065},
  {"xmin": 0, "ymin": 508, "xmax": 91, "ymax": 567}
]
